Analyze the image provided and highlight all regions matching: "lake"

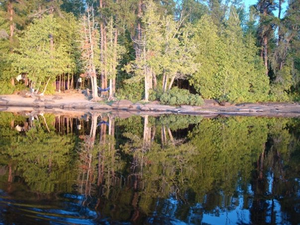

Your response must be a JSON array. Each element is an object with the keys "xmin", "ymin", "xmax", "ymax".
[{"xmin": 0, "ymin": 111, "xmax": 299, "ymax": 224}]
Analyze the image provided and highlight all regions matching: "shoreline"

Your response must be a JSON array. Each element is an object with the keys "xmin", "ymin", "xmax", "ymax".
[{"xmin": 1, "ymin": 93, "xmax": 300, "ymax": 118}]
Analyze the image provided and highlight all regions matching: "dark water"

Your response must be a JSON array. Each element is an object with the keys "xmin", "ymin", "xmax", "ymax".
[{"xmin": 0, "ymin": 112, "xmax": 300, "ymax": 224}]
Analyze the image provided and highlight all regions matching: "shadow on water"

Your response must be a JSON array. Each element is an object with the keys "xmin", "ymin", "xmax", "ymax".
[{"xmin": 0, "ymin": 111, "xmax": 300, "ymax": 224}]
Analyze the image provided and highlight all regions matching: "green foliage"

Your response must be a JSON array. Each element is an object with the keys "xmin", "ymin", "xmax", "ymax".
[
  {"xmin": 159, "ymin": 87, "xmax": 204, "ymax": 105},
  {"xmin": 269, "ymin": 65, "xmax": 293, "ymax": 101},
  {"xmin": 0, "ymin": 80, "xmax": 15, "ymax": 94},
  {"xmin": 116, "ymin": 81, "xmax": 144, "ymax": 102},
  {"xmin": 149, "ymin": 88, "xmax": 163, "ymax": 101},
  {"xmin": 12, "ymin": 14, "xmax": 76, "ymax": 93},
  {"xmin": 189, "ymin": 12, "xmax": 270, "ymax": 103}
]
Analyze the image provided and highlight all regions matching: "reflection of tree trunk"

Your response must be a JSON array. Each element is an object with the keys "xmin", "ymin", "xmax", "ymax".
[
  {"xmin": 167, "ymin": 128, "xmax": 174, "ymax": 145},
  {"xmin": 161, "ymin": 125, "xmax": 166, "ymax": 146},
  {"xmin": 90, "ymin": 113, "xmax": 98, "ymax": 140},
  {"xmin": 98, "ymin": 116, "xmax": 107, "ymax": 185},
  {"xmin": 143, "ymin": 115, "xmax": 151, "ymax": 148},
  {"xmin": 40, "ymin": 114, "xmax": 50, "ymax": 132},
  {"xmin": 130, "ymin": 192, "xmax": 140, "ymax": 222},
  {"xmin": 79, "ymin": 114, "xmax": 99, "ymax": 199},
  {"xmin": 7, "ymin": 163, "xmax": 13, "ymax": 193},
  {"xmin": 151, "ymin": 126, "xmax": 156, "ymax": 142},
  {"xmin": 259, "ymin": 149, "xmax": 264, "ymax": 180},
  {"xmin": 162, "ymin": 125, "xmax": 175, "ymax": 146},
  {"xmin": 8, "ymin": 163, "xmax": 13, "ymax": 183}
]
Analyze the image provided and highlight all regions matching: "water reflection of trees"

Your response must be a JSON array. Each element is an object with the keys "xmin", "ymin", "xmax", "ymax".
[
  {"xmin": 0, "ymin": 112, "xmax": 77, "ymax": 195},
  {"xmin": 251, "ymin": 118, "xmax": 300, "ymax": 224},
  {"xmin": 0, "ymin": 112, "xmax": 300, "ymax": 223}
]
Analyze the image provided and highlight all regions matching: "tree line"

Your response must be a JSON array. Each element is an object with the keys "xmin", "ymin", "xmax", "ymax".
[{"xmin": 0, "ymin": 0, "xmax": 299, "ymax": 103}]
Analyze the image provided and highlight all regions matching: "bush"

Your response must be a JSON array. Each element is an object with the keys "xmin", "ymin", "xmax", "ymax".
[
  {"xmin": 159, "ymin": 87, "xmax": 204, "ymax": 106},
  {"xmin": 0, "ymin": 80, "xmax": 28, "ymax": 94},
  {"xmin": 149, "ymin": 88, "xmax": 164, "ymax": 101},
  {"xmin": 116, "ymin": 82, "xmax": 144, "ymax": 102}
]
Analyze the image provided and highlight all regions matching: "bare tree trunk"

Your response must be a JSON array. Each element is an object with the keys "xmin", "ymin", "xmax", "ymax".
[
  {"xmin": 143, "ymin": 41, "xmax": 150, "ymax": 101},
  {"xmin": 152, "ymin": 70, "xmax": 157, "ymax": 89},
  {"xmin": 67, "ymin": 74, "xmax": 70, "ymax": 90},
  {"xmin": 8, "ymin": 1, "xmax": 15, "ymax": 86},
  {"xmin": 263, "ymin": 36, "xmax": 268, "ymax": 75},
  {"xmin": 162, "ymin": 72, "xmax": 167, "ymax": 92},
  {"xmin": 100, "ymin": 22, "xmax": 105, "ymax": 90},
  {"xmin": 86, "ymin": 8, "xmax": 99, "ymax": 99},
  {"xmin": 112, "ymin": 29, "xmax": 118, "ymax": 98},
  {"xmin": 103, "ymin": 29, "xmax": 107, "ymax": 95},
  {"xmin": 71, "ymin": 74, "xmax": 74, "ymax": 89},
  {"xmin": 168, "ymin": 76, "xmax": 176, "ymax": 90},
  {"xmin": 99, "ymin": 0, "xmax": 107, "ymax": 95}
]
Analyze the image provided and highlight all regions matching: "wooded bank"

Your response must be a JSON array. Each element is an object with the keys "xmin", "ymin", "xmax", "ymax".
[{"xmin": 0, "ymin": 0, "xmax": 299, "ymax": 105}]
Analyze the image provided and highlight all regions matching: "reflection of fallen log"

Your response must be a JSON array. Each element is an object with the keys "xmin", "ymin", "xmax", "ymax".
[
  {"xmin": 0, "ymin": 106, "xmax": 8, "ymax": 111},
  {"xmin": 0, "ymin": 97, "xmax": 8, "ymax": 106}
]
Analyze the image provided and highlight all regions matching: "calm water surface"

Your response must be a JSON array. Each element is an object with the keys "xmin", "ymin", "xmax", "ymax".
[{"xmin": 0, "ymin": 112, "xmax": 299, "ymax": 224}]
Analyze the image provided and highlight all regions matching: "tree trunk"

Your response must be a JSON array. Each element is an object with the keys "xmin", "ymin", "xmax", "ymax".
[
  {"xmin": 67, "ymin": 74, "xmax": 70, "ymax": 90},
  {"xmin": 162, "ymin": 72, "xmax": 167, "ymax": 92},
  {"xmin": 8, "ymin": 1, "xmax": 14, "ymax": 50},
  {"xmin": 100, "ymin": 22, "xmax": 105, "ymax": 90},
  {"xmin": 263, "ymin": 36, "xmax": 268, "ymax": 75},
  {"xmin": 103, "ymin": 28, "xmax": 107, "ymax": 94},
  {"xmin": 111, "ymin": 29, "xmax": 118, "ymax": 99},
  {"xmin": 143, "ymin": 115, "xmax": 151, "ymax": 149},
  {"xmin": 168, "ymin": 76, "xmax": 176, "ymax": 90},
  {"xmin": 152, "ymin": 70, "xmax": 157, "ymax": 89},
  {"xmin": 8, "ymin": 1, "xmax": 15, "ymax": 86},
  {"xmin": 143, "ymin": 43, "xmax": 149, "ymax": 101},
  {"xmin": 87, "ymin": 8, "xmax": 99, "ymax": 99}
]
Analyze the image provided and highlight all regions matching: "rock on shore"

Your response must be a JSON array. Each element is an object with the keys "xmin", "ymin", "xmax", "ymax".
[{"xmin": 1, "ymin": 93, "xmax": 300, "ymax": 117}]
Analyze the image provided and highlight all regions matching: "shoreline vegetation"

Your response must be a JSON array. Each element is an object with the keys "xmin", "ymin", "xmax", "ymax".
[
  {"xmin": 1, "ymin": 92, "xmax": 300, "ymax": 118},
  {"xmin": 0, "ymin": 1, "xmax": 299, "ymax": 107}
]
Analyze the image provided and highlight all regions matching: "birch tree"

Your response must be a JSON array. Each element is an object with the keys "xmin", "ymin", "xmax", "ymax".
[
  {"xmin": 126, "ymin": 0, "xmax": 161, "ymax": 101},
  {"xmin": 79, "ymin": 7, "xmax": 100, "ymax": 99},
  {"xmin": 104, "ymin": 17, "xmax": 124, "ymax": 100},
  {"xmin": 160, "ymin": 16, "xmax": 198, "ymax": 92}
]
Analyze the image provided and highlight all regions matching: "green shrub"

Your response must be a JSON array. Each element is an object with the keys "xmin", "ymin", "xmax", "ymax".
[
  {"xmin": 160, "ymin": 92, "xmax": 170, "ymax": 104},
  {"xmin": 0, "ymin": 80, "xmax": 28, "ymax": 94},
  {"xmin": 169, "ymin": 96, "xmax": 177, "ymax": 105},
  {"xmin": 116, "ymin": 82, "xmax": 144, "ymax": 102},
  {"xmin": 159, "ymin": 87, "xmax": 204, "ymax": 106},
  {"xmin": 149, "ymin": 88, "xmax": 164, "ymax": 101}
]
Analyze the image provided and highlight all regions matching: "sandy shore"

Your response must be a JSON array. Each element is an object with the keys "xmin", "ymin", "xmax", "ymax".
[{"xmin": 1, "ymin": 92, "xmax": 300, "ymax": 118}]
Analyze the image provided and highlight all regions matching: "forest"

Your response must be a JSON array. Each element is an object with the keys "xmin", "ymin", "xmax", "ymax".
[{"xmin": 0, "ymin": 0, "xmax": 299, "ymax": 104}]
